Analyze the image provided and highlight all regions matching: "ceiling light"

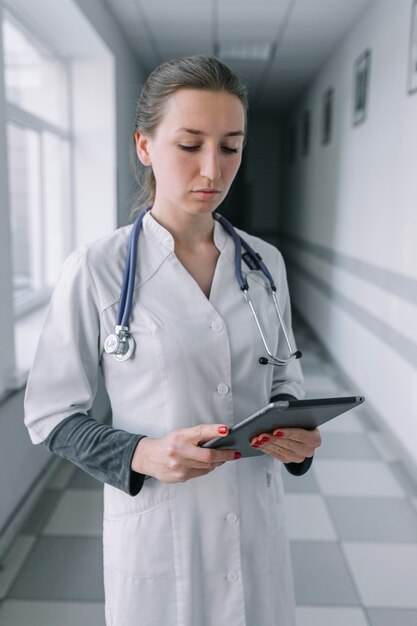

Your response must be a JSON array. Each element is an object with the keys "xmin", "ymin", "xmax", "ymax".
[{"xmin": 218, "ymin": 42, "xmax": 274, "ymax": 62}]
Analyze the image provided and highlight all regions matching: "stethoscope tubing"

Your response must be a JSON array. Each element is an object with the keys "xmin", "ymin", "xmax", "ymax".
[
  {"xmin": 108, "ymin": 207, "xmax": 301, "ymax": 365},
  {"xmin": 118, "ymin": 208, "xmax": 151, "ymax": 327},
  {"xmin": 215, "ymin": 214, "xmax": 276, "ymax": 291}
]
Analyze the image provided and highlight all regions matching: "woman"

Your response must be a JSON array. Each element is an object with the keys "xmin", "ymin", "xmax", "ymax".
[{"xmin": 25, "ymin": 55, "xmax": 321, "ymax": 626}]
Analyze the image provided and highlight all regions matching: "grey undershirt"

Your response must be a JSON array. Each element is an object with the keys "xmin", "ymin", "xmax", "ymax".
[{"xmin": 43, "ymin": 394, "xmax": 313, "ymax": 496}]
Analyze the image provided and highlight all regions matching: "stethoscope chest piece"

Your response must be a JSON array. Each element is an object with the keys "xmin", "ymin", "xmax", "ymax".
[{"xmin": 104, "ymin": 325, "xmax": 136, "ymax": 361}]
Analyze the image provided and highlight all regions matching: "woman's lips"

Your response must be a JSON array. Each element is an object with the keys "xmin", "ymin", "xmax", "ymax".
[{"xmin": 192, "ymin": 190, "xmax": 220, "ymax": 199}]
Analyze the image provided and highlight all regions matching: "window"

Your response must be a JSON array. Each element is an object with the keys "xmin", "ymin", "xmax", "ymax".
[
  {"xmin": 0, "ymin": 1, "xmax": 116, "ymax": 393},
  {"xmin": 3, "ymin": 10, "xmax": 72, "ymax": 314},
  {"xmin": 3, "ymin": 14, "xmax": 68, "ymax": 129}
]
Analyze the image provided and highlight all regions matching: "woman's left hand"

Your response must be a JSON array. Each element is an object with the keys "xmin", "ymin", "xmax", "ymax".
[{"xmin": 250, "ymin": 427, "xmax": 321, "ymax": 463}]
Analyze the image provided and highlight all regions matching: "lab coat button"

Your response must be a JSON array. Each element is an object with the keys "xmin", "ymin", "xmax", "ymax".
[
  {"xmin": 227, "ymin": 571, "xmax": 239, "ymax": 583},
  {"xmin": 211, "ymin": 320, "xmax": 223, "ymax": 332},
  {"xmin": 226, "ymin": 512, "xmax": 238, "ymax": 524},
  {"xmin": 217, "ymin": 383, "xmax": 229, "ymax": 395}
]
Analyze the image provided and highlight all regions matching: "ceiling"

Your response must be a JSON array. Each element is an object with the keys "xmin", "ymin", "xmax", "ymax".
[{"xmin": 105, "ymin": 0, "xmax": 374, "ymax": 117}]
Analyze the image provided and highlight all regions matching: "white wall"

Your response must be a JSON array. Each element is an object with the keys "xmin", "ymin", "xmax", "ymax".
[
  {"xmin": 74, "ymin": 0, "xmax": 145, "ymax": 226},
  {"xmin": 281, "ymin": 0, "xmax": 417, "ymax": 467},
  {"xmin": 72, "ymin": 55, "xmax": 117, "ymax": 246}
]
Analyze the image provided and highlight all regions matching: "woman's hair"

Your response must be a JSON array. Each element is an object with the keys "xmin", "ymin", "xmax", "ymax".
[{"xmin": 129, "ymin": 55, "xmax": 249, "ymax": 219}]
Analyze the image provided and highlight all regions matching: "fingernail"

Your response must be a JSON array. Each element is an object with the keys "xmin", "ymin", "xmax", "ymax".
[
  {"xmin": 234, "ymin": 451, "xmax": 241, "ymax": 459},
  {"xmin": 260, "ymin": 436, "xmax": 270, "ymax": 443},
  {"xmin": 251, "ymin": 443, "xmax": 260, "ymax": 448},
  {"xmin": 273, "ymin": 431, "xmax": 284, "ymax": 438},
  {"xmin": 218, "ymin": 426, "xmax": 228, "ymax": 434}
]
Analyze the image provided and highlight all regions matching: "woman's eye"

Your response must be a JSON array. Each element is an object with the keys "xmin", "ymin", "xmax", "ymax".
[{"xmin": 178, "ymin": 145, "xmax": 239, "ymax": 154}]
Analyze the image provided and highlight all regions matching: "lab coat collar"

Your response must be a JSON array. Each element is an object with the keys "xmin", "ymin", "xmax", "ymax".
[
  {"xmin": 142, "ymin": 210, "xmax": 175, "ymax": 251},
  {"xmin": 134, "ymin": 210, "xmax": 233, "ymax": 290},
  {"xmin": 142, "ymin": 210, "xmax": 229, "ymax": 254},
  {"xmin": 213, "ymin": 214, "xmax": 229, "ymax": 253}
]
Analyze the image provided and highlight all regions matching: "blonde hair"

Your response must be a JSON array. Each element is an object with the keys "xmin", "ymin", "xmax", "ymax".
[{"xmin": 129, "ymin": 55, "xmax": 249, "ymax": 219}]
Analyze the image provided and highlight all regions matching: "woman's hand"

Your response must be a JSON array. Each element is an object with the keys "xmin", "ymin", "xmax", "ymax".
[
  {"xmin": 250, "ymin": 427, "xmax": 321, "ymax": 464},
  {"xmin": 131, "ymin": 424, "xmax": 240, "ymax": 483}
]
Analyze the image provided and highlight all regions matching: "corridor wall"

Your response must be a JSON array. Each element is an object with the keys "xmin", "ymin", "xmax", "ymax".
[{"xmin": 281, "ymin": 0, "xmax": 417, "ymax": 468}]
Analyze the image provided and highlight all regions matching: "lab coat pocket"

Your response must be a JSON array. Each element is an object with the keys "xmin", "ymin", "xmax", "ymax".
[{"xmin": 103, "ymin": 481, "xmax": 175, "ymax": 578}]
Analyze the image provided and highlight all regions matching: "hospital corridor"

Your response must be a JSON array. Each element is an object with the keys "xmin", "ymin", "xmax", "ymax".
[{"xmin": 0, "ymin": 1, "xmax": 417, "ymax": 625}]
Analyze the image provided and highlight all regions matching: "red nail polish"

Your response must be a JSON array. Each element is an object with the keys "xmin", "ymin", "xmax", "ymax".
[
  {"xmin": 234, "ymin": 451, "xmax": 241, "ymax": 459},
  {"xmin": 251, "ymin": 443, "xmax": 260, "ymax": 448},
  {"xmin": 274, "ymin": 431, "xmax": 284, "ymax": 438},
  {"xmin": 260, "ymin": 436, "xmax": 270, "ymax": 443},
  {"xmin": 218, "ymin": 426, "xmax": 228, "ymax": 434}
]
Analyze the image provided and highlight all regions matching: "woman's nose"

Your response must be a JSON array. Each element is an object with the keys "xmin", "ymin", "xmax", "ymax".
[{"xmin": 199, "ymin": 148, "xmax": 221, "ymax": 181}]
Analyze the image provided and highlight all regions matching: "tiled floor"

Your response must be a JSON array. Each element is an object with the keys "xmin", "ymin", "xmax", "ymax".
[{"xmin": 1, "ymin": 315, "xmax": 417, "ymax": 625}]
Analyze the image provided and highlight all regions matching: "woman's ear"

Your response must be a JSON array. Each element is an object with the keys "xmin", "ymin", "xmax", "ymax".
[{"xmin": 135, "ymin": 130, "xmax": 152, "ymax": 166}]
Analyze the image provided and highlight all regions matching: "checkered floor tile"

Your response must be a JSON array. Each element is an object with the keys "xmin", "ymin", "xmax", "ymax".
[{"xmin": 1, "ymin": 315, "xmax": 416, "ymax": 626}]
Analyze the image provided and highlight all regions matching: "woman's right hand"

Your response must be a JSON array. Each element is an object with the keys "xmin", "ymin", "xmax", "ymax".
[{"xmin": 131, "ymin": 424, "xmax": 240, "ymax": 483}]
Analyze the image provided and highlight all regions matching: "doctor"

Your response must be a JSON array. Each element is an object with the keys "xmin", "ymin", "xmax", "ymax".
[{"xmin": 24, "ymin": 55, "xmax": 321, "ymax": 626}]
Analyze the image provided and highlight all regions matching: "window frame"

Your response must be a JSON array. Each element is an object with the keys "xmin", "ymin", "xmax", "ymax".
[
  {"xmin": 0, "ymin": 5, "xmax": 76, "ymax": 398},
  {"xmin": 3, "ymin": 7, "xmax": 75, "ymax": 319}
]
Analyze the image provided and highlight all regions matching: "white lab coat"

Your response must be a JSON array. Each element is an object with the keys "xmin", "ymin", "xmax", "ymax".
[{"xmin": 25, "ymin": 211, "xmax": 304, "ymax": 626}]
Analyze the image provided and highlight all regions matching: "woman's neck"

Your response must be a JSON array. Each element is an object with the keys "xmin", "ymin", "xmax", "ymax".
[{"xmin": 150, "ymin": 202, "xmax": 215, "ymax": 250}]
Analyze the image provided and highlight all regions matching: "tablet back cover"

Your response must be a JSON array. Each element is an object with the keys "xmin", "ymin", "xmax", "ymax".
[{"xmin": 202, "ymin": 396, "xmax": 365, "ymax": 458}]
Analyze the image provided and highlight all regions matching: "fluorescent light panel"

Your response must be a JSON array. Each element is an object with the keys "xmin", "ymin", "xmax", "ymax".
[{"xmin": 218, "ymin": 42, "xmax": 273, "ymax": 62}]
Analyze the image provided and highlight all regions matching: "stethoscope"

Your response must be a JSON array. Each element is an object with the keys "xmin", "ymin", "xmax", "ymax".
[{"xmin": 104, "ymin": 206, "xmax": 302, "ymax": 365}]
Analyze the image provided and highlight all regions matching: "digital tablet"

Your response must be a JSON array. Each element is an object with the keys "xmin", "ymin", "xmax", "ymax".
[{"xmin": 201, "ymin": 395, "xmax": 365, "ymax": 458}]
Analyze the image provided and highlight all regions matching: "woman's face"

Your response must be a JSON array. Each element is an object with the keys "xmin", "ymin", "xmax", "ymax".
[{"xmin": 135, "ymin": 88, "xmax": 245, "ymax": 218}]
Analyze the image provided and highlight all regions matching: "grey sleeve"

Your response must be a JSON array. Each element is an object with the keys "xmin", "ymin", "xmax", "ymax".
[
  {"xmin": 270, "ymin": 393, "xmax": 314, "ymax": 477},
  {"xmin": 43, "ymin": 414, "xmax": 147, "ymax": 496}
]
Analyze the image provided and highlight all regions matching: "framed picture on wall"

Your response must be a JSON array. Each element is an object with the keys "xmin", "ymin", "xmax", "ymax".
[
  {"xmin": 353, "ymin": 49, "xmax": 371, "ymax": 125},
  {"xmin": 302, "ymin": 110, "xmax": 310, "ymax": 157},
  {"xmin": 322, "ymin": 88, "xmax": 333, "ymax": 145},
  {"xmin": 408, "ymin": 0, "xmax": 417, "ymax": 94}
]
